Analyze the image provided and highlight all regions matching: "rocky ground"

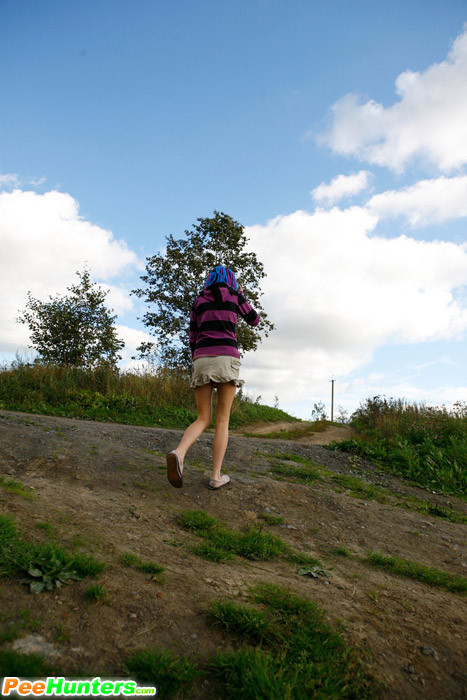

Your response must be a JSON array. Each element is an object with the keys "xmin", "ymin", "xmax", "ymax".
[{"xmin": 0, "ymin": 409, "xmax": 465, "ymax": 698}]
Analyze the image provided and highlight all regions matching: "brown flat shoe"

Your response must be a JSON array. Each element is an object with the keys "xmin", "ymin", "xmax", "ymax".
[{"xmin": 167, "ymin": 450, "xmax": 183, "ymax": 488}]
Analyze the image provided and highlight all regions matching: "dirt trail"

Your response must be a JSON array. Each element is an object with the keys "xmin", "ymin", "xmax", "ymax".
[
  {"xmin": 233, "ymin": 420, "xmax": 355, "ymax": 444},
  {"xmin": 0, "ymin": 410, "xmax": 465, "ymax": 699}
]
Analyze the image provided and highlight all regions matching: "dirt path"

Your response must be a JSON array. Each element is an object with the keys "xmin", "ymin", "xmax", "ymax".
[
  {"xmin": 233, "ymin": 420, "xmax": 355, "ymax": 444},
  {"xmin": 0, "ymin": 410, "xmax": 466, "ymax": 698}
]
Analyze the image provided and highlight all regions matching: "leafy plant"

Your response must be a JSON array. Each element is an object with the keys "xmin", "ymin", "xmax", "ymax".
[{"xmin": 21, "ymin": 553, "xmax": 82, "ymax": 593}]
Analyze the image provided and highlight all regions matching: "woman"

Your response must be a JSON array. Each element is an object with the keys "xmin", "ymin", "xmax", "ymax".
[{"xmin": 166, "ymin": 266, "xmax": 259, "ymax": 490}]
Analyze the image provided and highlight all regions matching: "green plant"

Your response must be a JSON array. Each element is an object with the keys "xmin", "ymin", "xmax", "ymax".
[
  {"xmin": 330, "ymin": 396, "xmax": 467, "ymax": 497},
  {"xmin": 208, "ymin": 583, "xmax": 374, "ymax": 698},
  {"xmin": 0, "ymin": 476, "xmax": 34, "ymax": 499},
  {"xmin": 119, "ymin": 553, "xmax": 164, "ymax": 575},
  {"xmin": 331, "ymin": 546, "xmax": 352, "ymax": 557},
  {"xmin": 20, "ymin": 553, "xmax": 82, "ymax": 593},
  {"xmin": 258, "ymin": 513, "xmax": 284, "ymax": 526},
  {"xmin": 364, "ymin": 551, "xmax": 467, "ymax": 593},
  {"xmin": 84, "ymin": 584, "xmax": 109, "ymax": 603},
  {"xmin": 123, "ymin": 648, "xmax": 200, "ymax": 698}
]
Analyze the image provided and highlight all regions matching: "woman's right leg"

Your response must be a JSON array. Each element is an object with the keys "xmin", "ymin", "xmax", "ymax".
[
  {"xmin": 211, "ymin": 381, "xmax": 237, "ymax": 481},
  {"xmin": 173, "ymin": 383, "xmax": 213, "ymax": 461}
]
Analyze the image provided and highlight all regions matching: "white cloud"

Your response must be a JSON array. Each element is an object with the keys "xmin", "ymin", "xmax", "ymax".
[
  {"xmin": 0, "ymin": 173, "xmax": 46, "ymax": 189},
  {"xmin": 367, "ymin": 175, "xmax": 467, "ymax": 225},
  {"xmin": 318, "ymin": 25, "xmax": 467, "ymax": 172},
  {"xmin": 0, "ymin": 173, "xmax": 20, "ymax": 187},
  {"xmin": 311, "ymin": 171, "xmax": 372, "ymax": 205},
  {"xmin": 243, "ymin": 207, "xmax": 467, "ymax": 408},
  {"xmin": 0, "ymin": 188, "xmax": 143, "ymax": 355}
]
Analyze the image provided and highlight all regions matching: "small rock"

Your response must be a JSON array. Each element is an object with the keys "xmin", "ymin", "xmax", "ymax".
[
  {"xmin": 421, "ymin": 646, "xmax": 438, "ymax": 659},
  {"xmin": 408, "ymin": 665, "xmax": 416, "ymax": 674},
  {"xmin": 129, "ymin": 613, "xmax": 137, "ymax": 619},
  {"xmin": 130, "ymin": 590, "xmax": 138, "ymax": 595},
  {"xmin": 191, "ymin": 633, "xmax": 198, "ymax": 639},
  {"xmin": 13, "ymin": 635, "xmax": 61, "ymax": 658}
]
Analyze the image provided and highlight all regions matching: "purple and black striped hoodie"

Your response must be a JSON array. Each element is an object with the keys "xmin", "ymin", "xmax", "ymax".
[{"xmin": 189, "ymin": 282, "xmax": 259, "ymax": 359}]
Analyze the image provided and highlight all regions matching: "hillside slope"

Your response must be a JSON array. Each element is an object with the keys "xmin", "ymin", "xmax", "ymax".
[{"xmin": 0, "ymin": 410, "xmax": 465, "ymax": 698}]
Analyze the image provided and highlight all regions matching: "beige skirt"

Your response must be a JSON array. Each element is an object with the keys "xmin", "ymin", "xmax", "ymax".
[{"xmin": 190, "ymin": 355, "xmax": 244, "ymax": 389}]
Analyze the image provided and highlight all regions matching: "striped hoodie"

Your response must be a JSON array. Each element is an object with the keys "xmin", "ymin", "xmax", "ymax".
[{"xmin": 189, "ymin": 282, "xmax": 259, "ymax": 359}]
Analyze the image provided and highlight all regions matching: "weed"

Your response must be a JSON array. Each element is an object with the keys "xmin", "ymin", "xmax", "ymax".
[
  {"xmin": 0, "ymin": 514, "xmax": 104, "ymax": 590},
  {"xmin": 0, "ymin": 360, "xmax": 296, "ymax": 430},
  {"xmin": 258, "ymin": 513, "xmax": 284, "ymax": 526},
  {"xmin": 84, "ymin": 584, "xmax": 109, "ymax": 603},
  {"xmin": 123, "ymin": 648, "xmax": 200, "ymax": 698},
  {"xmin": 0, "ymin": 476, "xmax": 34, "ymax": 499},
  {"xmin": 119, "ymin": 553, "xmax": 164, "ymax": 576},
  {"xmin": 191, "ymin": 542, "xmax": 233, "ymax": 563},
  {"xmin": 270, "ymin": 462, "xmax": 321, "ymax": 484},
  {"xmin": 18, "ymin": 609, "xmax": 42, "ymax": 631},
  {"xmin": 364, "ymin": 551, "xmax": 467, "ymax": 593},
  {"xmin": 208, "ymin": 583, "xmax": 374, "ymax": 698},
  {"xmin": 53, "ymin": 623, "xmax": 71, "ymax": 643},
  {"xmin": 331, "ymin": 546, "xmax": 353, "ymax": 557},
  {"xmin": 0, "ymin": 650, "xmax": 56, "ymax": 677},
  {"xmin": 329, "ymin": 396, "xmax": 467, "ymax": 497}
]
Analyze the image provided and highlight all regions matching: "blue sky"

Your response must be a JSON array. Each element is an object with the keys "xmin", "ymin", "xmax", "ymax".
[{"xmin": 1, "ymin": 0, "xmax": 466, "ymax": 418}]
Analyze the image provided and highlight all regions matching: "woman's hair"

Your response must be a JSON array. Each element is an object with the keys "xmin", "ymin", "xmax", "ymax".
[{"xmin": 204, "ymin": 266, "xmax": 237, "ymax": 290}]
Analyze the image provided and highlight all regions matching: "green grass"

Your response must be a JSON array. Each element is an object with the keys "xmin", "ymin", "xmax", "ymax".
[
  {"xmin": 177, "ymin": 510, "xmax": 325, "ymax": 576},
  {"xmin": 123, "ymin": 648, "xmax": 200, "ymax": 698},
  {"xmin": 84, "ymin": 584, "xmax": 109, "ymax": 603},
  {"xmin": 271, "ymin": 451, "xmax": 466, "ymax": 524},
  {"xmin": 177, "ymin": 510, "xmax": 288, "ymax": 562},
  {"xmin": 270, "ymin": 462, "xmax": 322, "ymax": 483},
  {"xmin": 119, "ymin": 552, "xmax": 165, "ymax": 575},
  {"xmin": 258, "ymin": 513, "xmax": 284, "ymax": 526},
  {"xmin": 364, "ymin": 551, "xmax": 467, "ymax": 594},
  {"xmin": 331, "ymin": 474, "xmax": 387, "ymax": 501},
  {"xmin": 0, "ymin": 476, "xmax": 35, "ymax": 499},
  {"xmin": 0, "ymin": 649, "xmax": 57, "ymax": 676},
  {"xmin": 331, "ymin": 546, "xmax": 353, "ymax": 557},
  {"xmin": 329, "ymin": 396, "xmax": 467, "ymax": 498},
  {"xmin": 0, "ymin": 513, "xmax": 104, "ymax": 590},
  {"xmin": 0, "ymin": 360, "xmax": 295, "ymax": 430},
  {"xmin": 208, "ymin": 583, "xmax": 374, "ymax": 699}
]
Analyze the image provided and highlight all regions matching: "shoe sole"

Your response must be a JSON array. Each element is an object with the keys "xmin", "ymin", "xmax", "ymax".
[{"xmin": 167, "ymin": 453, "xmax": 183, "ymax": 488}]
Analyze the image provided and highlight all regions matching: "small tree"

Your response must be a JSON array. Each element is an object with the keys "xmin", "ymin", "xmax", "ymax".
[
  {"xmin": 132, "ymin": 211, "xmax": 275, "ymax": 368},
  {"xmin": 17, "ymin": 267, "xmax": 124, "ymax": 368},
  {"xmin": 311, "ymin": 401, "xmax": 328, "ymax": 421}
]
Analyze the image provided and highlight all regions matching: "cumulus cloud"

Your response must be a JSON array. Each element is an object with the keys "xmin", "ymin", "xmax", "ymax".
[
  {"xmin": 0, "ymin": 188, "xmax": 142, "ymax": 356},
  {"xmin": 367, "ymin": 175, "xmax": 467, "ymax": 225},
  {"xmin": 311, "ymin": 171, "xmax": 372, "ymax": 205},
  {"xmin": 243, "ymin": 207, "xmax": 467, "ymax": 406},
  {"xmin": 318, "ymin": 25, "xmax": 467, "ymax": 172}
]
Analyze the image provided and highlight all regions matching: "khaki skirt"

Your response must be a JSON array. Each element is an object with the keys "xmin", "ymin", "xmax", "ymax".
[{"xmin": 190, "ymin": 355, "xmax": 244, "ymax": 389}]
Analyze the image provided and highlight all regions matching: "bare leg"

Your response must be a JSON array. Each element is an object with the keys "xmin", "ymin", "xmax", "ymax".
[
  {"xmin": 211, "ymin": 382, "xmax": 237, "ymax": 480},
  {"xmin": 174, "ymin": 383, "xmax": 213, "ymax": 461}
]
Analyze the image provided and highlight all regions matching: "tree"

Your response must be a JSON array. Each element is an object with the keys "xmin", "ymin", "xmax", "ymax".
[
  {"xmin": 132, "ymin": 211, "xmax": 275, "ymax": 368},
  {"xmin": 311, "ymin": 401, "xmax": 328, "ymax": 421},
  {"xmin": 17, "ymin": 267, "xmax": 124, "ymax": 368}
]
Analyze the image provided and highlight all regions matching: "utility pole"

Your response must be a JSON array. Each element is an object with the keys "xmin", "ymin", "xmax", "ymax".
[{"xmin": 330, "ymin": 377, "xmax": 335, "ymax": 423}]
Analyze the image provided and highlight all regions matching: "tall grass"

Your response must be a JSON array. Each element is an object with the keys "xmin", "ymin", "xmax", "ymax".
[
  {"xmin": 331, "ymin": 396, "xmax": 467, "ymax": 497},
  {"xmin": 0, "ymin": 359, "xmax": 293, "ymax": 429}
]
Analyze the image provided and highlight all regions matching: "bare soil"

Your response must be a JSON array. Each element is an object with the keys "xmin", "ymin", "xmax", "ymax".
[{"xmin": 0, "ymin": 410, "xmax": 466, "ymax": 699}]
